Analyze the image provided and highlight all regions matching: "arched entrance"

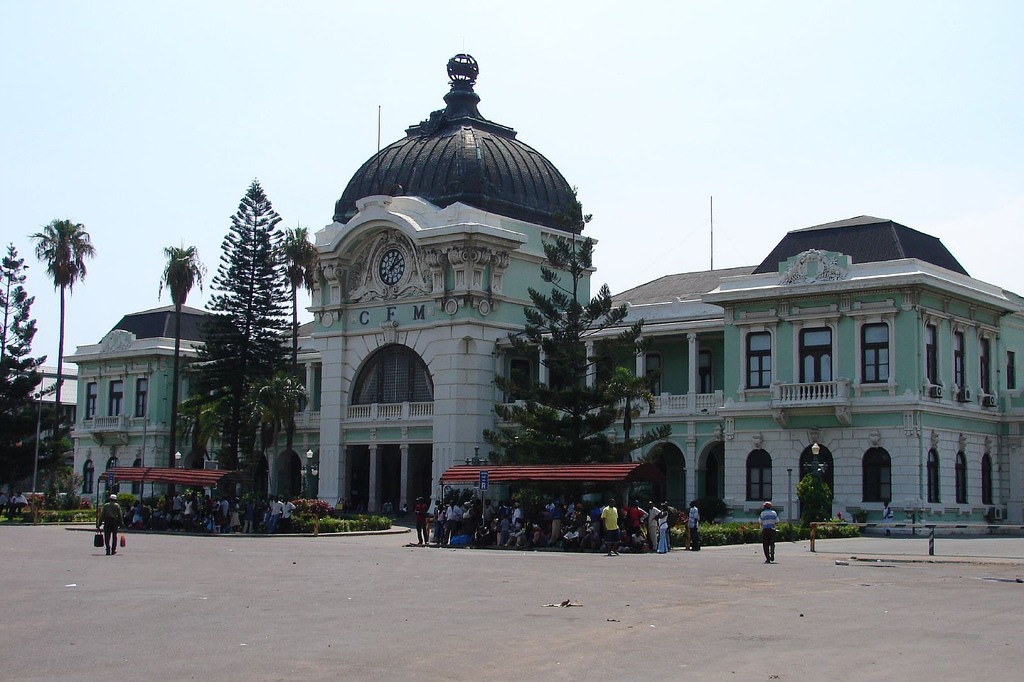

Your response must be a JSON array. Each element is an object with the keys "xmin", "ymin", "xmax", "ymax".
[
  {"xmin": 278, "ymin": 450, "xmax": 302, "ymax": 498},
  {"xmin": 255, "ymin": 455, "xmax": 269, "ymax": 498},
  {"xmin": 698, "ymin": 441, "xmax": 724, "ymax": 501},
  {"xmin": 644, "ymin": 442, "xmax": 686, "ymax": 507}
]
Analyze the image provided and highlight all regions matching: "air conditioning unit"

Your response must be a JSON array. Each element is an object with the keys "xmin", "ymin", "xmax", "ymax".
[
  {"xmin": 928, "ymin": 385, "xmax": 943, "ymax": 399},
  {"xmin": 982, "ymin": 394, "xmax": 997, "ymax": 408},
  {"xmin": 957, "ymin": 388, "xmax": 972, "ymax": 403}
]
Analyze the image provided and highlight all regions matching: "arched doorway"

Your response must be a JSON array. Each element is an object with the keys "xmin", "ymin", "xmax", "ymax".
[
  {"xmin": 799, "ymin": 444, "xmax": 834, "ymax": 491},
  {"xmin": 699, "ymin": 441, "xmax": 724, "ymax": 501},
  {"xmin": 644, "ymin": 442, "xmax": 686, "ymax": 507},
  {"xmin": 278, "ymin": 451, "xmax": 302, "ymax": 498}
]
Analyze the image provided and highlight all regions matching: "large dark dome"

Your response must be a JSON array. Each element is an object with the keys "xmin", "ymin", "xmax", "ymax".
[{"xmin": 333, "ymin": 55, "xmax": 577, "ymax": 231}]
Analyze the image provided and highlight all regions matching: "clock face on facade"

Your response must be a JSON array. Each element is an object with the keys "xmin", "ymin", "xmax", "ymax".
[{"xmin": 378, "ymin": 248, "xmax": 406, "ymax": 285}]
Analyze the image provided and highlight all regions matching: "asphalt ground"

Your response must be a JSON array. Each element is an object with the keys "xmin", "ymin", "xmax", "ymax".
[{"xmin": 2, "ymin": 525, "xmax": 1023, "ymax": 681}]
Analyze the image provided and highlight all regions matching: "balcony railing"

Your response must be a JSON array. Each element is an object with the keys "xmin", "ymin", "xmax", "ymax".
[
  {"xmin": 651, "ymin": 391, "xmax": 724, "ymax": 416},
  {"xmin": 345, "ymin": 402, "xmax": 434, "ymax": 422},
  {"xmin": 87, "ymin": 415, "xmax": 126, "ymax": 431},
  {"xmin": 771, "ymin": 380, "xmax": 851, "ymax": 407}
]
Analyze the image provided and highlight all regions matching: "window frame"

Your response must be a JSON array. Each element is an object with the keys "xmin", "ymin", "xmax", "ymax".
[
  {"xmin": 979, "ymin": 337, "xmax": 991, "ymax": 395},
  {"xmin": 746, "ymin": 331, "xmax": 772, "ymax": 389},
  {"xmin": 863, "ymin": 448, "xmax": 892, "ymax": 503},
  {"xmin": 981, "ymin": 454, "xmax": 993, "ymax": 506},
  {"xmin": 927, "ymin": 448, "xmax": 941, "ymax": 503},
  {"xmin": 644, "ymin": 352, "xmax": 662, "ymax": 396},
  {"xmin": 861, "ymin": 322, "xmax": 890, "ymax": 384},
  {"xmin": 85, "ymin": 382, "xmax": 98, "ymax": 420},
  {"xmin": 745, "ymin": 449, "xmax": 772, "ymax": 501},
  {"xmin": 134, "ymin": 377, "xmax": 148, "ymax": 418},
  {"xmin": 108, "ymin": 379, "xmax": 124, "ymax": 417},
  {"xmin": 1008, "ymin": 350, "xmax": 1017, "ymax": 391},
  {"xmin": 953, "ymin": 330, "xmax": 965, "ymax": 390},
  {"xmin": 955, "ymin": 452, "xmax": 967, "ymax": 504},
  {"xmin": 799, "ymin": 326, "xmax": 833, "ymax": 383},
  {"xmin": 82, "ymin": 459, "xmax": 94, "ymax": 494},
  {"xmin": 698, "ymin": 349, "xmax": 713, "ymax": 394},
  {"xmin": 925, "ymin": 323, "xmax": 939, "ymax": 385}
]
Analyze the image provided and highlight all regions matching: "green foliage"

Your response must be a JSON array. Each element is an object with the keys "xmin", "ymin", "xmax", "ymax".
[
  {"xmin": 196, "ymin": 180, "xmax": 289, "ymax": 469},
  {"xmin": 291, "ymin": 497, "xmax": 333, "ymax": 518},
  {"xmin": 696, "ymin": 497, "xmax": 729, "ymax": 523},
  {"xmin": 0, "ymin": 243, "xmax": 46, "ymax": 485},
  {"xmin": 290, "ymin": 513, "xmax": 391, "ymax": 533},
  {"xmin": 30, "ymin": 218, "xmax": 95, "ymax": 446},
  {"xmin": 797, "ymin": 473, "xmax": 833, "ymax": 525},
  {"xmin": 484, "ymin": 190, "xmax": 669, "ymax": 464},
  {"xmin": 669, "ymin": 521, "xmax": 859, "ymax": 547},
  {"xmin": 42, "ymin": 467, "xmax": 83, "ymax": 510}
]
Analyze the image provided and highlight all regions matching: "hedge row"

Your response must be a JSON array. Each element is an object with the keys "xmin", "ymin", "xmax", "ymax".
[
  {"xmin": 290, "ymin": 514, "xmax": 392, "ymax": 534},
  {"xmin": 669, "ymin": 521, "xmax": 860, "ymax": 547}
]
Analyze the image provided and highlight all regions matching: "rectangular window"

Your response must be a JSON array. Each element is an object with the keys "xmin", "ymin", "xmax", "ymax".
[
  {"xmin": 85, "ymin": 382, "xmax": 97, "ymax": 420},
  {"xmin": 861, "ymin": 323, "xmax": 889, "ymax": 383},
  {"xmin": 134, "ymin": 377, "xmax": 148, "ymax": 418},
  {"xmin": 645, "ymin": 353, "xmax": 662, "ymax": 396},
  {"xmin": 979, "ymin": 338, "xmax": 991, "ymax": 395},
  {"xmin": 953, "ymin": 331, "xmax": 965, "ymax": 390},
  {"xmin": 925, "ymin": 324, "xmax": 939, "ymax": 384},
  {"xmin": 698, "ymin": 349, "xmax": 713, "ymax": 393},
  {"xmin": 108, "ymin": 380, "xmax": 124, "ymax": 417},
  {"xmin": 509, "ymin": 358, "xmax": 532, "ymax": 401},
  {"xmin": 799, "ymin": 327, "xmax": 832, "ymax": 383},
  {"xmin": 746, "ymin": 332, "xmax": 772, "ymax": 389},
  {"xmin": 1008, "ymin": 351, "xmax": 1017, "ymax": 391}
]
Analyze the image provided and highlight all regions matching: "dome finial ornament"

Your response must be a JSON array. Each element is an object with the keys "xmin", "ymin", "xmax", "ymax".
[{"xmin": 447, "ymin": 54, "xmax": 479, "ymax": 89}]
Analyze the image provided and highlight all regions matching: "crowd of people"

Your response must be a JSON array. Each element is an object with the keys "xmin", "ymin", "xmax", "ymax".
[
  {"xmin": 419, "ymin": 497, "xmax": 699, "ymax": 554},
  {"xmin": 106, "ymin": 493, "xmax": 300, "ymax": 534}
]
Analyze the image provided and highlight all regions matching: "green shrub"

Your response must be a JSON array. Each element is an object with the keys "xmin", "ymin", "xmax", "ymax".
[
  {"xmin": 290, "ymin": 513, "xmax": 392, "ymax": 533},
  {"xmin": 669, "ymin": 521, "xmax": 859, "ymax": 547}
]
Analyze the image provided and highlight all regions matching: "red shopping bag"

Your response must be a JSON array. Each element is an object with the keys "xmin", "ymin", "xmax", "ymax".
[{"xmin": 119, "ymin": 535, "xmax": 126, "ymax": 548}]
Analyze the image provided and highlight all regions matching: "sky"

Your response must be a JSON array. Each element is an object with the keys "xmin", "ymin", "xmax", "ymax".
[{"xmin": 3, "ymin": 1, "xmax": 1023, "ymax": 368}]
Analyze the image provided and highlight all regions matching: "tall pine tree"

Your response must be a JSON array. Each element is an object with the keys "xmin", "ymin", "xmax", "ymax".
[
  {"xmin": 484, "ymin": 193, "xmax": 669, "ymax": 464},
  {"xmin": 197, "ymin": 180, "xmax": 289, "ymax": 470},
  {"xmin": 0, "ymin": 244, "xmax": 46, "ymax": 485}
]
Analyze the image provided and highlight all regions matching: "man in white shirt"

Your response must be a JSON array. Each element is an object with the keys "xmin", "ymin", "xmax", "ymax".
[{"xmin": 758, "ymin": 501, "xmax": 780, "ymax": 563}]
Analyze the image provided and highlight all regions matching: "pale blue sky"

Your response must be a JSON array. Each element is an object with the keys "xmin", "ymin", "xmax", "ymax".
[{"xmin": 3, "ymin": 1, "xmax": 1022, "ymax": 365}]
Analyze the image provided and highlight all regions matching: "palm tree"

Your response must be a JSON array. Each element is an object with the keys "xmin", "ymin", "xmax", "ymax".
[
  {"xmin": 280, "ymin": 227, "xmax": 318, "ymax": 370},
  {"xmin": 31, "ymin": 219, "xmax": 96, "ymax": 448},
  {"xmin": 159, "ymin": 245, "xmax": 207, "ymax": 467},
  {"xmin": 247, "ymin": 371, "xmax": 306, "ymax": 495},
  {"xmin": 605, "ymin": 367, "xmax": 658, "ymax": 458}
]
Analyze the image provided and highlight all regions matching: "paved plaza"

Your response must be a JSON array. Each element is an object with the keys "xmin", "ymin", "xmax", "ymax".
[{"xmin": 2, "ymin": 524, "xmax": 1023, "ymax": 681}]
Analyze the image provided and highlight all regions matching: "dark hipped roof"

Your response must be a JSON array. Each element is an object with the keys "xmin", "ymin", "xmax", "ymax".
[
  {"xmin": 753, "ymin": 216, "xmax": 969, "ymax": 275},
  {"xmin": 613, "ymin": 266, "xmax": 756, "ymax": 305},
  {"xmin": 111, "ymin": 305, "xmax": 208, "ymax": 342},
  {"xmin": 333, "ymin": 54, "xmax": 577, "ymax": 231},
  {"xmin": 439, "ymin": 463, "xmax": 666, "ymax": 485}
]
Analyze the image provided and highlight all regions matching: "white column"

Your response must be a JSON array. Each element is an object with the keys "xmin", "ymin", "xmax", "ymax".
[
  {"xmin": 688, "ymin": 333, "xmax": 698, "ymax": 396},
  {"xmin": 538, "ymin": 348, "xmax": 548, "ymax": 386},
  {"xmin": 368, "ymin": 445, "xmax": 381, "ymax": 513},
  {"xmin": 635, "ymin": 348, "xmax": 644, "ymax": 377},
  {"xmin": 400, "ymin": 444, "xmax": 410, "ymax": 509}
]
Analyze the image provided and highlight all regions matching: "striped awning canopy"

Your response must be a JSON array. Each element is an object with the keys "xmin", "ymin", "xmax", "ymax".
[
  {"xmin": 108, "ymin": 466, "xmax": 234, "ymax": 488},
  {"xmin": 439, "ymin": 463, "xmax": 666, "ymax": 485}
]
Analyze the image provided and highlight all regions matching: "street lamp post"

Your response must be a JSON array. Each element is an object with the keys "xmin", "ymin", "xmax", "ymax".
[
  {"xmin": 786, "ymin": 468, "xmax": 793, "ymax": 523},
  {"xmin": 174, "ymin": 451, "xmax": 182, "ymax": 468},
  {"xmin": 303, "ymin": 448, "xmax": 311, "ymax": 497}
]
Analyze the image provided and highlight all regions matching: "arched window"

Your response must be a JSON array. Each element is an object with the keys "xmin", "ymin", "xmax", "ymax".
[
  {"xmin": 82, "ymin": 460, "xmax": 94, "ymax": 494},
  {"xmin": 981, "ymin": 454, "xmax": 993, "ymax": 505},
  {"xmin": 352, "ymin": 345, "xmax": 433, "ymax": 405},
  {"xmin": 863, "ymin": 448, "xmax": 891, "ymax": 502},
  {"xmin": 746, "ymin": 449, "xmax": 772, "ymax": 501},
  {"xmin": 106, "ymin": 455, "xmax": 119, "ymax": 471},
  {"xmin": 927, "ymin": 449, "xmax": 940, "ymax": 503},
  {"xmin": 703, "ymin": 443, "xmax": 723, "ymax": 500},
  {"xmin": 955, "ymin": 452, "xmax": 967, "ymax": 504}
]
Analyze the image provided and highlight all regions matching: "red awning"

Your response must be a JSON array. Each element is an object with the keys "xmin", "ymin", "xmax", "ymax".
[
  {"xmin": 108, "ymin": 466, "xmax": 234, "ymax": 488},
  {"xmin": 439, "ymin": 463, "xmax": 666, "ymax": 485}
]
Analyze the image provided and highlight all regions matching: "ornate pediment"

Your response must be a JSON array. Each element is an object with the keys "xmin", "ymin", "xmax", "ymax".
[
  {"xmin": 348, "ymin": 230, "xmax": 431, "ymax": 302},
  {"xmin": 780, "ymin": 249, "xmax": 848, "ymax": 285},
  {"xmin": 101, "ymin": 329, "xmax": 135, "ymax": 352}
]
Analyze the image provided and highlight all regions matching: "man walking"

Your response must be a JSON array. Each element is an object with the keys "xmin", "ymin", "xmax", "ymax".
[
  {"xmin": 601, "ymin": 498, "xmax": 620, "ymax": 556},
  {"xmin": 687, "ymin": 500, "xmax": 701, "ymax": 551},
  {"xmin": 759, "ymin": 501, "xmax": 779, "ymax": 563},
  {"xmin": 96, "ymin": 494, "xmax": 123, "ymax": 556}
]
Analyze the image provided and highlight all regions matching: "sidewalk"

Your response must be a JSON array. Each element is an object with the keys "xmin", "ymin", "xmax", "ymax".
[{"xmin": 806, "ymin": 534, "xmax": 1024, "ymax": 563}]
